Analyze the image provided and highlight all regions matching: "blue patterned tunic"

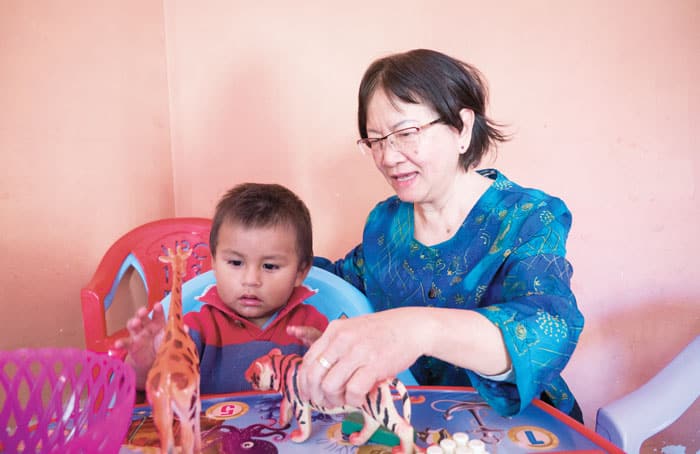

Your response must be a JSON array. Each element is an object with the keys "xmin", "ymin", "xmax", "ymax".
[{"xmin": 314, "ymin": 169, "xmax": 584, "ymax": 416}]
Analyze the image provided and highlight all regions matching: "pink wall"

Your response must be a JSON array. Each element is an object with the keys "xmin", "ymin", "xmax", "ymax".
[
  {"xmin": 0, "ymin": 1, "xmax": 174, "ymax": 347},
  {"xmin": 1, "ymin": 0, "xmax": 698, "ymax": 438}
]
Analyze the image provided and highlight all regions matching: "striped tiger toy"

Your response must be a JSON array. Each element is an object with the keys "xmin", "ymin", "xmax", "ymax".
[{"xmin": 245, "ymin": 348, "xmax": 416, "ymax": 453}]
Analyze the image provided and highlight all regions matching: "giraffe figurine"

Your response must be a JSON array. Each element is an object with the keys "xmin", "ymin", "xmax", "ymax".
[{"xmin": 146, "ymin": 245, "xmax": 202, "ymax": 454}]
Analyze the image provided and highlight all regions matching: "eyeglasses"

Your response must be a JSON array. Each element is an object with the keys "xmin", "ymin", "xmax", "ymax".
[{"xmin": 356, "ymin": 118, "xmax": 443, "ymax": 156}]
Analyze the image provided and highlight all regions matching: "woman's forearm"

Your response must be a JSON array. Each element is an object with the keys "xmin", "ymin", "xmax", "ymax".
[{"xmin": 409, "ymin": 307, "xmax": 511, "ymax": 376}]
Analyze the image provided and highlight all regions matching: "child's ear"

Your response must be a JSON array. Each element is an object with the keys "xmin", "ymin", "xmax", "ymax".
[{"xmin": 294, "ymin": 262, "xmax": 312, "ymax": 287}]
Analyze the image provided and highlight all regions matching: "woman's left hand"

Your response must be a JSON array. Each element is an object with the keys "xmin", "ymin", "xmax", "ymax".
[{"xmin": 298, "ymin": 307, "xmax": 425, "ymax": 408}]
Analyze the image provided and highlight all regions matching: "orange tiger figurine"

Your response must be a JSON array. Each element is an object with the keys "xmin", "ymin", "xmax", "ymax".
[
  {"xmin": 146, "ymin": 245, "xmax": 202, "ymax": 454},
  {"xmin": 245, "ymin": 348, "xmax": 417, "ymax": 454}
]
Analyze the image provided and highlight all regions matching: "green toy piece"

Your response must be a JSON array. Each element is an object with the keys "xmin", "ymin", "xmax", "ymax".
[{"xmin": 341, "ymin": 411, "xmax": 400, "ymax": 446}]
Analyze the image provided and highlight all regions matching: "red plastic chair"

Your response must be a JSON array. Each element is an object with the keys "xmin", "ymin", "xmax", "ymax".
[{"xmin": 81, "ymin": 217, "xmax": 212, "ymax": 355}]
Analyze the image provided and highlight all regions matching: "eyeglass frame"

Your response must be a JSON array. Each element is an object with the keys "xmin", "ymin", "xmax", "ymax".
[{"xmin": 356, "ymin": 118, "xmax": 443, "ymax": 156}]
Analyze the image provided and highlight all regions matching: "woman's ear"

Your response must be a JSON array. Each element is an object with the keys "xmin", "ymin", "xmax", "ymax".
[{"xmin": 458, "ymin": 108, "xmax": 475, "ymax": 154}]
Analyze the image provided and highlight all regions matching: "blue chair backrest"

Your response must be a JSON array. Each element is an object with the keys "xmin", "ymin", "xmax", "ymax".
[{"xmin": 160, "ymin": 266, "xmax": 418, "ymax": 385}]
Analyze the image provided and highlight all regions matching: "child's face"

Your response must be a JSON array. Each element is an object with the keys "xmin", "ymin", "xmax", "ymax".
[{"xmin": 212, "ymin": 220, "xmax": 308, "ymax": 328}]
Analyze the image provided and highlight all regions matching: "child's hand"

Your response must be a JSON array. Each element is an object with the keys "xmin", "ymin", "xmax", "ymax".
[
  {"xmin": 114, "ymin": 303, "xmax": 167, "ymax": 387},
  {"xmin": 287, "ymin": 325, "xmax": 322, "ymax": 347}
]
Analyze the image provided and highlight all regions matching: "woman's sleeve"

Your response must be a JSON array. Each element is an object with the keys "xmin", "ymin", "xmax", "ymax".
[
  {"xmin": 313, "ymin": 244, "xmax": 368, "ymax": 293},
  {"xmin": 468, "ymin": 198, "xmax": 584, "ymax": 416}
]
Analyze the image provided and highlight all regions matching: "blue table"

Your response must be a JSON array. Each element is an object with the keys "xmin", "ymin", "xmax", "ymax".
[{"xmin": 122, "ymin": 386, "xmax": 622, "ymax": 453}]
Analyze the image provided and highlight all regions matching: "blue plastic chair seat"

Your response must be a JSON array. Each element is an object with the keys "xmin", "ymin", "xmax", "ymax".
[{"xmin": 160, "ymin": 266, "xmax": 418, "ymax": 385}]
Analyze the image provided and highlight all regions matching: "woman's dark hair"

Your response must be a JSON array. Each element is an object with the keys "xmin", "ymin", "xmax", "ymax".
[
  {"xmin": 209, "ymin": 183, "xmax": 313, "ymax": 269},
  {"xmin": 358, "ymin": 49, "xmax": 508, "ymax": 170}
]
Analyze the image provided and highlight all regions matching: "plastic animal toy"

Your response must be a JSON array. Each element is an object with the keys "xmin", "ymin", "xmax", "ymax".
[
  {"xmin": 146, "ymin": 245, "xmax": 202, "ymax": 453},
  {"xmin": 245, "ymin": 348, "xmax": 416, "ymax": 453}
]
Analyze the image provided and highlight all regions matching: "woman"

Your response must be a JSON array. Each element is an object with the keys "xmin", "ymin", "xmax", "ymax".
[{"xmin": 291, "ymin": 48, "xmax": 584, "ymax": 421}]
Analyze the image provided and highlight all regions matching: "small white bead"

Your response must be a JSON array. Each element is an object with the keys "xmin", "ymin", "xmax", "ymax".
[
  {"xmin": 468, "ymin": 439, "xmax": 487, "ymax": 453},
  {"xmin": 453, "ymin": 432, "xmax": 469, "ymax": 447},
  {"xmin": 426, "ymin": 445, "xmax": 444, "ymax": 454},
  {"xmin": 440, "ymin": 438, "xmax": 457, "ymax": 453}
]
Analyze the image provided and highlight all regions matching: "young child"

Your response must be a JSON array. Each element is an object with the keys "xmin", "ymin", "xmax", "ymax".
[{"xmin": 116, "ymin": 183, "xmax": 328, "ymax": 394}]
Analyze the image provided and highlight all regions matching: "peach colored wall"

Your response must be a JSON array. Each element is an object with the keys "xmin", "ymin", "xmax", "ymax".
[
  {"xmin": 1, "ymin": 0, "xmax": 697, "ymax": 437},
  {"xmin": 0, "ymin": 2, "xmax": 174, "ymax": 347}
]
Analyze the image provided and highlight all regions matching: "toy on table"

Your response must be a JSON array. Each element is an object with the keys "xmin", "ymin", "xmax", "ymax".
[
  {"xmin": 426, "ymin": 432, "xmax": 488, "ymax": 454},
  {"xmin": 145, "ymin": 245, "xmax": 202, "ymax": 454},
  {"xmin": 245, "ymin": 348, "xmax": 417, "ymax": 453}
]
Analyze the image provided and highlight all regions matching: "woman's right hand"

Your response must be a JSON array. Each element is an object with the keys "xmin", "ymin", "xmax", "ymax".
[{"xmin": 297, "ymin": 307, "xmax": 426, "ymax": 409}]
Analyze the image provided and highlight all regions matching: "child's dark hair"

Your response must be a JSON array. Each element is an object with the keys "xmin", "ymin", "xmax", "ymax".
[
  {"xmin": 358, "ymin": 48, "xmax": 509, "ymax": 170},
  {"xmin": 210, "ymin": 183, "xmax": 313, "ymax": 268}
]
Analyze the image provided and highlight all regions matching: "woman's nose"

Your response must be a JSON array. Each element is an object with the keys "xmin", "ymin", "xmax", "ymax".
[{"xmin": 378, "ymin": 138, "xmax": 405, "ymax": 165}]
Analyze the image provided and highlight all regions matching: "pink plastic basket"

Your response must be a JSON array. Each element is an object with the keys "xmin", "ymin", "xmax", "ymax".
[{"xmin": 0, "ymin": 347, "xmax": 135, "ymax": 453}]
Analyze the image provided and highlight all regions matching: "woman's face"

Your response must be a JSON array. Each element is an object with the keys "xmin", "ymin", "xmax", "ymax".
[{"xmin": 364, "ymin": 89, "xmax": 467, "ymax": 205}]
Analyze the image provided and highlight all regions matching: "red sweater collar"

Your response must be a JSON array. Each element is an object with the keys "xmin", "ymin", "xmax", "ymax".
[{"xmin": 196, "ymin": 284, "xmax": 317, "ymax": 329}]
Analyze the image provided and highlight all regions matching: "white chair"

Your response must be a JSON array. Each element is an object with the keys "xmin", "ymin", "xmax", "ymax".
[
  {"xmin": 595, "ymin": 335, "xmax": 700, "ymax": 453},
  {"xmin": 161, "ymin": 266, "xmax": 419, "ymax": 385}
]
